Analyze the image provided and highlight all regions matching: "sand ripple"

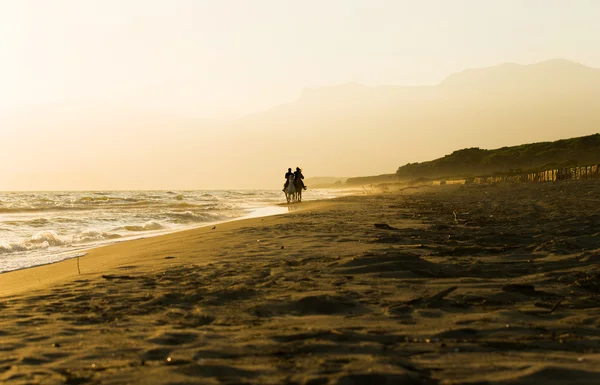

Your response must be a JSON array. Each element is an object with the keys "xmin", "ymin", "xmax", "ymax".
[{"xmin": 2, "ymin": 182, "xmax": 600, "ymax": 384}]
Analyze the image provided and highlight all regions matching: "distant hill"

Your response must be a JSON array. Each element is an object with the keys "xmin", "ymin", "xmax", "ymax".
[
  {"xmin": 396, "ymin": 134, "xmax": 600, "ymax": 180},
  {"xmin": 304, "ymin": 176, "xmax": 347, "ymax": 188}
]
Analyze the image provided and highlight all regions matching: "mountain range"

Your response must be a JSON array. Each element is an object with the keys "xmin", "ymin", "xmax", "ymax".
[{"xmin": 230, "ymin": 59, "xmax": 600, "ymax": 185}]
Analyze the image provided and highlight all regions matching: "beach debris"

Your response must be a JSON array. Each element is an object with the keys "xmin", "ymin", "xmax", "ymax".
[
  {"xmin": 212, "ymin": 226, "xmax": 216, "ymax": 230},
  {"xmin": 549, "ymin": 300, "xmax": 562, "ymax": 313},
  {"xmin": 407, "ymin": 286, "xmax": 458, "ymax": 307},
  {"xmin": 374, "ymin": 223, "xmax": 398, "ymax": 230},
  {"xmin": 524, "ymin": 300, "xmax": 563, "ymax": 315},
  {"xmin": 165, "ymin": 256, "xmax": 176, "ymax": 259},
  {"xmin": 52, "ymin": 343, "xmax": 61, "ymax": 348},
  {"xmin": 281, "ymin": 246, "xmax": 284, "ymax": 249}
]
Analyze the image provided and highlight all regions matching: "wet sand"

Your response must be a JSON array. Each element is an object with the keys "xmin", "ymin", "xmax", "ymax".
[{"xmin": 1, "ymin": 182, "xmax": 600, "ymax": 384}]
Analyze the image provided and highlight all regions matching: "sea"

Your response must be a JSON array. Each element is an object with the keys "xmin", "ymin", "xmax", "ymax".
[{"xmin": 0, "ymin": 189, "xmax": 346, "ymax": 273}]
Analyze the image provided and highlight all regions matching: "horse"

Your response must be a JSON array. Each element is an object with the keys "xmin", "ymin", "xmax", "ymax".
[
  {"xmin": 284, "ymin": 174, "xmax": 296, "ymax": 204},
  {"xmin": 293, "ymin": 177, "xmax": 303, "ymax": 203}
]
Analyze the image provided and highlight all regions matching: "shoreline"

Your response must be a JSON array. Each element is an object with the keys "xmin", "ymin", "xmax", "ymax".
[
  {"xmin": 0, "ymin": 190, "xmax": 346, "ymax": 277},
  {"xmin": 0, "ymin": 198, "xmax": 334, "ymax": 297},
  {"xmin": 0, "ymin": 205, "xmax": 288, "ymax": 276}
]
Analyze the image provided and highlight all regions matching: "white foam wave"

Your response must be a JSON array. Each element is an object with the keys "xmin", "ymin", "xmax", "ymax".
[
  {"xmin": 168, "ymin": 211, "xmax": 222, "ymax": 223},
  {"xmin": 0, "ymin": 242, "xmax": 29, "ymax": 254},
  {"xmin": 124, "ymin": 221, "xmax": 166, "ymax": 232},
  {"xmin": 74, "ymin": 230, "xmax": 122, "ymax": 243},
  {"xmin": 30, "ymin": 230, "xmax": 69, "ymax": 246},
  {"xmin": 0, "ymin": 229, "xmax": 122, "ymax": 255}
]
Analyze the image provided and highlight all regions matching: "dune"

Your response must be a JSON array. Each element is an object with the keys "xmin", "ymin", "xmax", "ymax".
[{"xmin": 1, "ymin": 182, "xmax": 600, "ymax": 384}]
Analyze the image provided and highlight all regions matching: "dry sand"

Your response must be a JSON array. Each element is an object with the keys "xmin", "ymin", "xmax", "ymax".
[{"xmin": 1, "ymin": 182, "xmax": 600, "ymax": 384}]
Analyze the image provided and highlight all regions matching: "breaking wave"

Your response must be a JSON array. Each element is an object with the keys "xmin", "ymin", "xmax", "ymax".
[
  {"xmin": 0, "ymin": 229, "xmax": 122, "ymax": 255},
  {"xmin": 124, "ymin": 221, "xmax": 166, "ymax": 232}
]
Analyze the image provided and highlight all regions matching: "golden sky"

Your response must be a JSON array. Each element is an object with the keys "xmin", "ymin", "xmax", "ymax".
[{"xmin": 1, "ymin": 0, "xmax": 599, "ymax": 190}]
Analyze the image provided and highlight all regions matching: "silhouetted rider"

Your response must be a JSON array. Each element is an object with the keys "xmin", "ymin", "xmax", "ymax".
[
  {"xmin": 294, "ymin": 167, "xmax": 307, "ymax": 190},
  {"xmin": 283, "ymin": 168, "xmax": 293, "ymax": 192}
]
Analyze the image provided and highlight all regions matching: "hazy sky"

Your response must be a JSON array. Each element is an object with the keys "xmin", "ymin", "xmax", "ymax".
[
  {"xmin": 2, "ymin": 0, "xmax": 599, "ymax": 118},
  {"xmin": 1, "ymin": 0, "xmax": 600, "ymax": 190}
]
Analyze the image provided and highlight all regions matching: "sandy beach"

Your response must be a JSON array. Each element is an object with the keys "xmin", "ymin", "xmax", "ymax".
[{"xmin": 2, "ymin": 182, "xmax": 600, "ymax": 384}]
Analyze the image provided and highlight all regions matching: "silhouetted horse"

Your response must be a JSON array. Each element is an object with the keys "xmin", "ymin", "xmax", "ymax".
[
  {"xmin": 285, "ymin": 174, "xmax": 296, "ymax": 204},
  {"xmin": 293, "ymin": 177, "xmax": 303, "ymax": 203}
]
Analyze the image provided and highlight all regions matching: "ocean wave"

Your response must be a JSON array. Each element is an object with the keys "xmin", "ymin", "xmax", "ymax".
[
  {"xmin": 76, "ymin": 196, "xmax": 141, "ymax": 204},
  {"xmin": 169, "ymin": 202, "xmax": 197, "ymax": 208},
  {"xmin": 124, "ymin": 221, "xmax": 166, "ymax": 232},
  {"xmin": 0, "ymin": 230, "xmax": 68, "ymax": 255},
  {"xmin": 0, "ymin": 229, "xmax": 122, "ymax": 255},
  {"xmin": 0, "ymin": 191, "xmax": 236, "ymax": 214},
  {"xmin": 166, "ymin": 202, "xmax": 224, "ymax": 210},
  {"xmin": 3, "ymin": 218, "xmax": 51, "ymax": 227},
  {"xmin": 0, "ymin": 206, "xmax": 90, "ymax": 214},
  {"xmin": 30, "ymin": 230, "xmax": 69, "ymax": 246},
  {"xmin": 0, "ymin": 242, "xmax": 29, "ymax": 254},
  {"xmin": 55, "ymin": 217, "xmax": 82, "ymax": 223},
  {"xmin": 74, "ymin": 230, "xmax": 122, "ymax": 243}
]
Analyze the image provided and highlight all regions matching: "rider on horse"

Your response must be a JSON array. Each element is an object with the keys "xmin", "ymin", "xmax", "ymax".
[
  {"xmin": 294, "ymin": 167, "xmax": 307, "ymax": 190},
  {"xmin": 282, "ymin": 167, "xmax": 307, "ymax": 192},
  {"xmin": 282, "ymin": 168, "xmax": 294, "ymax": 192}
]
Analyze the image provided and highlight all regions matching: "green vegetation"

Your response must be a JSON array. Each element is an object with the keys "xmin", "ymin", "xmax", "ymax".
[
  {"xmin": 396, "ymin": 134, "xmax": 600, "ymax": 180},
  {"xmin": 345, "ymin": 174, "xmax": 398, "ymax": 186}
]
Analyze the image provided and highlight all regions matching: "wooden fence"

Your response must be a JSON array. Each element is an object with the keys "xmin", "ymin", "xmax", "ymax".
[{"xmin": 471, "ymin": 164, "xmax": 600, "ymax": 184}]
